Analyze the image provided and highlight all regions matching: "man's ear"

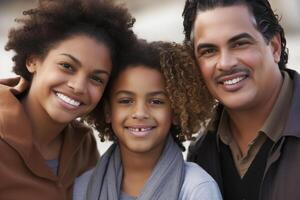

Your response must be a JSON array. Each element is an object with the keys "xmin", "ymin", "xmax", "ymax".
[
  {"xmin": 270, "ymin": 33, "xmax": 282, "ymax": 64},
  {"xmin": 26, "ymin": 56, "xmax": 39, "ymax": 73},
  {"xmin": 104, "ymin": 101, "xmax": 111, "ymax": 123}
]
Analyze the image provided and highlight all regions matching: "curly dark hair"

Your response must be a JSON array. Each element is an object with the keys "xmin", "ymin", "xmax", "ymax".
[
  {"xmin": 5, "ymin": 0, "xmax": 136, "ymax": 81},
  {"xmin": 87, "ymin": 40, "xmax": 216, "ymax": 150},
  {"xmin": 182, "ymin": 0, "xmax": 288, "ymax": 69},
  {"xmin": 5, "ymin": 0, "xmax": 136, "ymax": 126}
]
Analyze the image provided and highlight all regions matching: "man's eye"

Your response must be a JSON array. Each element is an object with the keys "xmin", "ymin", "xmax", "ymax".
[
  {"xmin": 199, "ymin": 48, "xmax": 216, "ymax": 57},
  {"xmin": 233, "ymin": 41, "xmax": 250, "ymax": 48}
]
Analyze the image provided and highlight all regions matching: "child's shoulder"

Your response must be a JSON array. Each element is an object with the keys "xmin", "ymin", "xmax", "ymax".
[
  {"xmin": 183, "ymin": 162, "xmax": 215, "ymax": 185},
  {"xmin": 180, "ymin": 161, "xmax": 222, "ymax": 200},
  {"xmin": 73, "ymin": 168, "xmax": 95, "ymax": 200}
]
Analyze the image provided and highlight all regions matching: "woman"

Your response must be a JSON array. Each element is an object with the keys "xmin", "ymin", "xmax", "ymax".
[{"xmin": 0, "ymin": 0, "xmax": 136, "ymax": 199}]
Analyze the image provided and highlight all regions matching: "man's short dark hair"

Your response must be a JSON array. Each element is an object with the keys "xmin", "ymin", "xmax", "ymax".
[{"xmin": 182, "ymin": 0, "xmax": 288, "ymax": 69}]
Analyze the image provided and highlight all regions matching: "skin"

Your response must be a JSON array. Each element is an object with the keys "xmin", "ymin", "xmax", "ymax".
[
  {"xmin": 107, "ymin": 66, "xmax": 174, "ymax": 196},
  {"xmin": 192, "ymin": 5, "xmax": 283, "ymax": 154},
  {"xmin": 22, "ymin": 34, "xmax": 112, "ymax": 159}
]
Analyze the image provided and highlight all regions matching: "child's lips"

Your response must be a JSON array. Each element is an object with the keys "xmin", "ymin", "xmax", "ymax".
[{"xmin": 126, "ymin": 126, "xmax": 156, "ymax": 137}]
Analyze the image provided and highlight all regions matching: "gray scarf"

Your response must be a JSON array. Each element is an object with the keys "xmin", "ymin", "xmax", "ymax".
[{"xmin": 86, "ymin": 136, "xmax": 185, "ymax": 200}]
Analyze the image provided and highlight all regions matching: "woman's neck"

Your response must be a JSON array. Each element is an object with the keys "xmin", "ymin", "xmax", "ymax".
[{"xmin": 21, "ymin": 95, "xmax": 65, "ymax": 160}]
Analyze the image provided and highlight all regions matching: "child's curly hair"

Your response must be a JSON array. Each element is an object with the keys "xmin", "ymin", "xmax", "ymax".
[
  {"xmin": 5, "ymin": 0, "xmax": 136, "ymax": 81},
  {"xmin": 86, "ymin": 40, "xmax": 216, "ymax": 150}
]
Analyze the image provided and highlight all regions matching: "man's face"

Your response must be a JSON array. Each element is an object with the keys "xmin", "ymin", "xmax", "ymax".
[{"xmin": 192, "ymin": 5, "xmax": 282, "ymax": 112}]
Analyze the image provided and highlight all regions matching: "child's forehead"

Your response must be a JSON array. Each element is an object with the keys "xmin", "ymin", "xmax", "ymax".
[{"xmin": 111, "ymin": 66, "xmax": 167, "ymax": 94}]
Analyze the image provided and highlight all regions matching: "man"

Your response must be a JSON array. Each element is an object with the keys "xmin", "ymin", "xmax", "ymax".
[{"xmin": 183, "ymin": 0, "xmax": 300, "ymax": 199}]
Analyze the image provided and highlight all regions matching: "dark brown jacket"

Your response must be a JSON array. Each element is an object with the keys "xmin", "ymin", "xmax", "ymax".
[
  {"xmin": 0, "ymin": 77, "xmax": 99, "ymax": 200},
  {"xmin": 188, "ymin": 69, "xmax": 300, "ymax": 200}
]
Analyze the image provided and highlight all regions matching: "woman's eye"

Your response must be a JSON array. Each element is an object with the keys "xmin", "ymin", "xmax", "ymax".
[
  {"xmin": 90, "ymin": 75, "xmax": 104, "ymax": 85},
  {"xmin": 59, "ymin": 63, "xmax": 73, "ymax": 71}
]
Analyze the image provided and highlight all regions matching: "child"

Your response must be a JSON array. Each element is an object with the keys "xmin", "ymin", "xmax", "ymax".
[
  {"xmin": 74, "ymin": 41, "xmax": 222, "ymax": 200},
  {"xmin": 0, "ymin": 0, "xmax": 136, "ymax": 199}
]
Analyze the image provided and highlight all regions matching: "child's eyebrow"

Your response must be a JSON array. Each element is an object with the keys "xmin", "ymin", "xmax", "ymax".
[
  {"xmin": 113, "ymin": 90, "xmax": 167, "ymax": 97},
  {"xmin": 114, "ymin": 90, "xmax": 134, "ymax": 96},
  {"xmin": 147, "ymin": 91, "xmax": 167, "ymax": 97}
]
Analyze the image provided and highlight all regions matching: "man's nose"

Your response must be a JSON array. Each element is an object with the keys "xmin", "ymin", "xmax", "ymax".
[{"xmin": 216, "ymin": 50, "xmax": 238, "ymax": 71}]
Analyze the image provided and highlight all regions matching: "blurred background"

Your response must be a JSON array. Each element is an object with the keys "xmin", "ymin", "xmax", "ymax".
[
  {"xmin": 1, "ymin": 0, "xmax": 299, "ymax": 79},
  {"xmin": 1, "ymin": 0, "xmax": 299, "ymax": 155}
]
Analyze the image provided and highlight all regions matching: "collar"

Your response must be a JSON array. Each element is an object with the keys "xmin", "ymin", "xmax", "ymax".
[
  {"xmin": 212, "ymin": 69, "xmax": 298, "ymax": 149},
  {"xmin": 260, "ymin": 71, "xmax": 293, "ymax": 142},
  {"xmin": 282, "ymin": 69, "xmax": 300, "ymax": 138},
  {"xmin": 0, "ymin": 77, "xmax": 91, "ymax": 184}
]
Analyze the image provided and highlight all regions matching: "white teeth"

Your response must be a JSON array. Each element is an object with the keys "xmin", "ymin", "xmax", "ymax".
[
  {"xmin": 56, "ymin": 92, "xmax": 80, "ymax": 107},
  {"xmin": 223, "ymin": 77, "xmax": 245, "ymax": 85},
  {"xmin": 128, "ymin": 127, "xmax": 152, "ymax": 132}
]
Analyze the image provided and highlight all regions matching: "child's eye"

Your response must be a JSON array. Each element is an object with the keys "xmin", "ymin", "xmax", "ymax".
[
  {"xmin": 149, "ymin": 99, "xmax": 165, "ymax": 105},
  {"xmin": 117, "ymin": 98, "xmax": 133, "ymax": 104}
]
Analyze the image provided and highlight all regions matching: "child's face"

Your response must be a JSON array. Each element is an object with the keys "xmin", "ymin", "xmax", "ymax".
[
  {"xmin": 108, "ymin": 66, "xmax": 173, "ymax": 155},
  {"xmin": 25, "ymin": 34, "xmax": 112, "ymax": 124}
]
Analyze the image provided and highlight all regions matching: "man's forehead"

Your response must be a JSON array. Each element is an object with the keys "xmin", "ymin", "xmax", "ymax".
[{"xmin": 191, "ymin": 5, "xmax": 258, "ymax": 43}]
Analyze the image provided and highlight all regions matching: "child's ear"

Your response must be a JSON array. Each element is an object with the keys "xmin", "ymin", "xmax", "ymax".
[
  {"xmin": 104, "ymin": 101, "xmax": 111, "ymax": 123},
  {"xmin": 26, "ymin": 56, "xmax": 39, "ymax": 73},
  {"xmin": 172, "ymin": 115, "xmax": 179, "ymax": 126}
]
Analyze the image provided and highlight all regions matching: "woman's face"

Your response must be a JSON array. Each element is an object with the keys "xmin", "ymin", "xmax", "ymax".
[{"xmin": 25, "ymin": 34, "xmax": 112, "ymax": 125}]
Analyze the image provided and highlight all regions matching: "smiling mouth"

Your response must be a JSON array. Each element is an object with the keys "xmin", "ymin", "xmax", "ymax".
[
  {"xmin": 126, "ymin": 126, "xmax": 156, "ymax": 137},
  {"xmin": 55, "ymin": 92, "xmax": 82, "ymax": 107},
  {"xmin": 222, "ymin": 76, "xmax": 247, "ymax": 85}
]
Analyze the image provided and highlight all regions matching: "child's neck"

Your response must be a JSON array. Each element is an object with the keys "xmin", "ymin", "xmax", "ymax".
[
  {"xmin": 120, "ymin": 143, "xmax": 164, "ymax": 197},
  {"xmin": 21, "ymin": 95, "xmax": 65, "ymax": 160}
]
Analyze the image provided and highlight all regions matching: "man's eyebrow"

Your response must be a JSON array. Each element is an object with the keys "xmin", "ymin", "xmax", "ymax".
[
  {"xmin": 228, "ymin": 33, "xmax": 255, "ymax": 44},
  {"xmin": 196, "ymin": 43, "xmax": 216, "ymax": 53}
]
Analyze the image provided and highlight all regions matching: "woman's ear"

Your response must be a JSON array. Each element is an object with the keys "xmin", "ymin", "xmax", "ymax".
[
  {"xmin": 104, "ymin": 101, "xmax": 111, "ymax": 123},
  {"xmin": 26, "ymin": 56, "xmax": 39, "ymax": 73}
]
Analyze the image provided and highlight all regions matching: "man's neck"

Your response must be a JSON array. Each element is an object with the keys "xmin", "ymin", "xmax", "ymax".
[{"xmin": 226, "ymin": 74, "xmax": 283, "ymax": 154}]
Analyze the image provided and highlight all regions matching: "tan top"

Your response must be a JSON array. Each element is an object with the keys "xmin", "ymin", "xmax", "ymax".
[
  {"xmin": 0, "ymin": 77, "xmax": 99, "ymax": 200},
  {"xmin": 217, "ymin": 71, "xmax": 293, "ymax": 177}
]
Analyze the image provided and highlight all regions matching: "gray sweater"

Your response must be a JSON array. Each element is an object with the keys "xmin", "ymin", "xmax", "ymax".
[{"xmin": 73, "ymin": 162, "xmax": 222, "ymax": 200}]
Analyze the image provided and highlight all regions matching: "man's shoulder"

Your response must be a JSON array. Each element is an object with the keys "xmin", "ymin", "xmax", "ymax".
[{"xmin": 187, "ymin": 131, "xmax": 218, "ymax": 161}]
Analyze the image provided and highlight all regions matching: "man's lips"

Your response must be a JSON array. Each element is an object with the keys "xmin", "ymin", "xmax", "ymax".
[{"xmin": 215, "ymin": 68, "xmax": 251, "ymax": 85}]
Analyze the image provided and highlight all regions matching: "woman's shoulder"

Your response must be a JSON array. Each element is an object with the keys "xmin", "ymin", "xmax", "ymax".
[{"xmin": 180, "ymin": 162, "xmax": 222, "ymax": 200}]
